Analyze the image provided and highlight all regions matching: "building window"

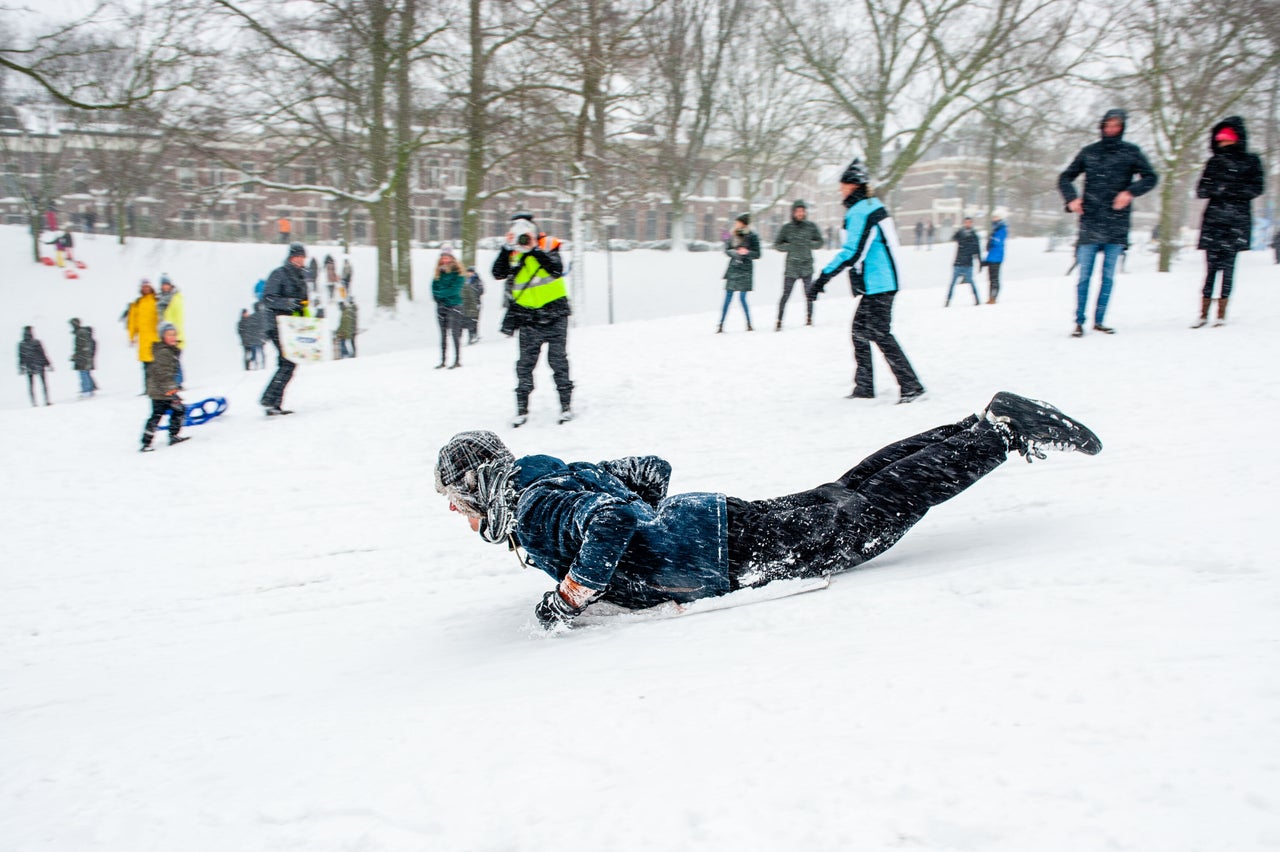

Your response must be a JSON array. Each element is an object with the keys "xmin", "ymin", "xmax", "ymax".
[{"xmin": 177, "ymin": 159, "xmax": 197, "ymax": 191}]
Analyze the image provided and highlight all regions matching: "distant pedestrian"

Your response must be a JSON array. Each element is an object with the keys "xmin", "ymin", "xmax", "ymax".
[
  {"xmin": 915, "ymin": 220, "xmax": 925, "ymax": 250},
  {"xmin": 463, "ymin": 266, "xmax": 484, "ymax": 344},
  {"xmin": 1058, "ymin": 108, "xmax": 1158, "ymax": 337},
  {"xmin": 813, "ymin": 158, "xmax": 924, "ymax": 403},
  {"xmin": 984, "ymin": 209, "xmax": 1008, "ymax": 304},
  {"xmin": 44, "ymin": 230, "xmax": 73, "ymax": 266},
  {"xmin": 277, "ymin": 216, "xmax": 292, "ymax": 244},
  {"xmin": 259, "ymin": 242, "xmax": 310, "ymax": 415},
  {"xmin": 1272, "ymin": 229, "xmax": 1280, "ymax": 264},
  {"xmin": 347, "ymin": 298, "xmax": 359, "ymax": 357},
  {"xmin": 250, "ymin": 301, "xmax": 269, "ymax": 368},
  {"xmin": 945, "ymin": 216, "xmax": 982, "ymax": 307},
  {"xmin": 126, "ymin": 280, "xmax": 159, "ymax": 392},
  {"xmin": 140, "ymin": 323, "xmax": 189, "ymax": 451},
  {"xmin": 323, "ymin": 253, "xmax": 338, "ymax": 300},
  {"xmin": 925, "ymin": 221, "xmax": 935, "ymax": 250},
  {"xmin": 340, "ymin": 255, "xmax": 353, "ymax": 299},
  {"xmin": 238, "ymin": 308, "xmax": 259, "ymax": 370},
  {"xmin": 306, "ymin": 257, "xmax": 319, "ymax": 294},
  {"xmin": 17, "ymin": 326, "xmax": 52, "ymax": 407},
  {"xmin": 1192, "ymin": 116, "xmax": 1264, "ymax": 328},
  {"xmin": 69, "ymin": 318, "xmax": 97, "ymax": 396},
  {"xmin": 156, "ymin": 275, "xmax": 185, "ymax": 388},
  {"xmin": 433, "ymin": 246, "xmax": 465, "ymax": 369},
  {"xmin": 773, "ymin": 200, "xmax": 825, "ymax": 330},
  {"xmin": 335, "ymin": 301, "xmax": 355, "ymax": 359},
  {"xmin": 718, "ymin": 213, "xmax": 759, "ymax": 333}
]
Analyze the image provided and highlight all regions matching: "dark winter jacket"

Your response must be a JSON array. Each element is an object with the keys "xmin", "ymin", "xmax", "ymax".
[
  {"xmin": 336, "ymin": 304, "xmax": 356, "ymax": 340},
  {"xmin": 511, "ymin": 454, "xmax": 730, "ymax": 610},
  {"xmin": 723, "ymin": 229, "xmax": 761, "ymax": 291},
  {"xmin": 1058, "ymin": 109, "xmax": 1159, "ymax": 245},
  {"xmin": 18, "ymin": 328, "xmax": 49, "ymax": 374},
  {"xmin": 72, "ymin": 325, "xmax": 96, "ymax": 371},
  {"xmin": 774, "ymin": 218, "xmax": 825, "ymax": 277},
  {"xmin": 463, "ymin": 272, "xmax": 484, "ymax": 320},
  {"xmin": 986, "ymin": 220, "xmax": 1008, "ymax": 264},
  {"xmin": 952, "ymin": 227, "xmax": 981, "ymax": 267},
  {"xmin": 237, "ymin": 313, "xmax": 259, "ymax": 347},
  {"xmin": 432, "ymin": 269, "xmax": 466, "ymax": 306},
  {"xmin": 1197, "ymin": 116, "xmax": 1265, "ymax": 254},
  {"xmin": 146, "ymin": 340, "xmax": 182, "ymax": 400},
  {"xmin": 250, "ymin": 303, "xmax": 271, "ymax": 343},
  {"xmin": 262, "ymin": 262, "xmax": 309, "ymax": 318}
]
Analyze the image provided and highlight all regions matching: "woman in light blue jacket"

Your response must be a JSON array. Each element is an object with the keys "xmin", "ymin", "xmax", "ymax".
[{"xmin": 813, "ymin": 159, "xmax": 925, "ymax": 402}]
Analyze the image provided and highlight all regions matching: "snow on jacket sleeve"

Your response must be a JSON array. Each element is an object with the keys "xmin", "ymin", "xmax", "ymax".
[{"xmin": 596, "ymin": 456, "xmax": 672, "ymax": 506}]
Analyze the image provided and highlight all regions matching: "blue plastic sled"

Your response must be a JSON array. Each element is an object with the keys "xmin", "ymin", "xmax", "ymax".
[{"xmin": 162, "ymin": 396, "xmax": 228, "ymax": 427}]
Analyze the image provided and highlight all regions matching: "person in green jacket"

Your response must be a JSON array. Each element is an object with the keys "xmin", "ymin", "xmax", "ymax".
[
  {"xmin": 140, "ymin": 323, "xmax": 189, "ymax": 451},
  {"xmin": 773, "ymin": 200, "xmax": 826, "ymax": 330},
  {"xmin": 432, "ymin": 246, "xmax": 466, "ymax": 369},
  {"xmin": 718, "ymin": 213, "xmax": 760, "ymax": 333}
]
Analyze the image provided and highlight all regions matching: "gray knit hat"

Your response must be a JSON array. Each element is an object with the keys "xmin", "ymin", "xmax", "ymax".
[{"xmin": 435, "ymin": 431, "xmax": 514, "ymax": 495}]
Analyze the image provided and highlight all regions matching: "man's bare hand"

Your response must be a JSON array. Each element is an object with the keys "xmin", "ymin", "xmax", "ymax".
[
  {"xmin": 1112, "ymin": 191, "xmax": 1133, "ymax": 211},
  {"xmin": 1066, "ymin": 199, "xmax": 1083, "ymax": 214}
]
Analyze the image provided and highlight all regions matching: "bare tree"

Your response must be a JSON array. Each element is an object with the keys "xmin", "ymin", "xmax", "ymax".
[{"xmin": 766, "ymin": 0, "xmax": 1109, "ymax": 193}]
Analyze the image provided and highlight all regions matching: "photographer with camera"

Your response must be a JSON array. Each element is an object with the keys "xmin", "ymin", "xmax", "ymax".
[{"xmin": 492, "ymin": 211, "xmax": 574, "ymax": 427}]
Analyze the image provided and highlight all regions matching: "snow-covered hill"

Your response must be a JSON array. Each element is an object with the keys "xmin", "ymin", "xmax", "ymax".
[{"xmin": 3, "ymin": 224, "xmax": 1279, "ymax": 851}]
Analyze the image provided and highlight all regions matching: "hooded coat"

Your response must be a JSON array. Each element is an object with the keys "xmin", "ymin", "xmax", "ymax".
[
  {"xmin": 510, "ymin": 454, "xmax": 730, "ymax": 610},
  {"xmin": 18, "ymin": 328, "xmax": 50, "ymax": 374},
  {"xmin": 1196, "ymin": 117, "xmax": 1265, "ymax": 254},
  {"xmin": 156, "ymin": 286, "xmax": 185, "ymax": 345},
  {"xmin": 71, "ymin": 322, "xmax": 96, "ymax": 371},
  {"xmin": 773, "ymin": 207, "xmax": 825, "ymax": 277},
  {"xmin": 723, "ymin": 228, "xmax": 761, "ymax": 291},
  {"xmin": 1057, "ymin": 109, "xmax": 1159, "ymax": 245},
  {"xmin": 146, "ymin": 339, "xmax": 182, "ymax": 400},
  {"xmin": 127, "ymin": 292, "xmax": 159, "ymax": 363}
]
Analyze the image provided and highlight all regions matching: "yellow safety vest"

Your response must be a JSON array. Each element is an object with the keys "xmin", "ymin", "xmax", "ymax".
[{"xmin": 510, "ymin": 238, "xmax": 568, "ymax": 309}]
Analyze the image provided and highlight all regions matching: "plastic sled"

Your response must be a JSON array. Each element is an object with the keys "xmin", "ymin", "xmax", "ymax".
[
  {"xmin": 75, "ymin": 260, "xmax": 87, "ymax": 269},
  {"xmin": 40, "ymin": 256, "xmax": 54, "ymax": 266},
  {"xmin": 162, "ymin": 396, "xmax": 228, "ymax": 427},
  {"xmin": 64, "ymin": 270, "xmax": 79, "ymax": 280}
]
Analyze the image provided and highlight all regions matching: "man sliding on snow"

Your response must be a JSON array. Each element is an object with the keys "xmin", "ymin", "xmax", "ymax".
[{"xmin": 435, "ymin": 392, "xmax": 1102, "ymax": 629}]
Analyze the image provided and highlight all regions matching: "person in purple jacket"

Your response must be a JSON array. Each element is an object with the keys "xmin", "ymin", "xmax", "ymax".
[{"xmin": 435, "ymin": 392, "xmax": 1103, "ymax": 629}]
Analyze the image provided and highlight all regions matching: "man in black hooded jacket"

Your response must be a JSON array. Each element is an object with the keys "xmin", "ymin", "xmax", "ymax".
[
  {"xmin": 259, "ymin": 242, "xmax": 310, "ymax": 414},
  {"xmin": 1058, "ymin": 109, "xmax": 1158, "ymax": 338}
]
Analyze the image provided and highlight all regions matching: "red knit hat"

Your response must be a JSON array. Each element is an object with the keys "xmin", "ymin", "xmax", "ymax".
[{"xmin": 1215, "ymin": 126, "xmax": 1239, "ymax": 144}]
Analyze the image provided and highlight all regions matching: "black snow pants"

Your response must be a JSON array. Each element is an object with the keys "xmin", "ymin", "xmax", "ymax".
[
  {"xmin": 986, "ymin": 262, "xmax": 1002, "ymax": 302},
  {"xmin": 515, "ymin": 316, "xmax": 573, "ymax": 413},
  {"xmin": 143, "ymin": 397, "xmax": 184, "ymax": 446},
  {"xmin": 726, "ymin": 415, "xmax": 1006, "ymax": 587},
  {"xmin": 437, "ymin": 303, "xmax": 463, "ymax": 365},
  {"xmin": 1203, "ymin": 249, "xmax": 1237, "ymax": 300},
  {"xmin": 851, "ymin": 292, "xmax": 923, "ymax": 398},
  {"xmin": 778, "ymin": 275, "xmax": 816, "ymax": 323},
  {"xmin": 26, "ymin": 370, "xmax": 49, "ymax": 405},
  {"xmin": 260, "ymin": 322, "xmax": 296, "ymax": 409}
]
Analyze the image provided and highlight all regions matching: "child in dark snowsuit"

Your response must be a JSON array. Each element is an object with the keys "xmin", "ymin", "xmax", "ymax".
[{"xmin": 141, "ymin": 323, "xmax": 189, "ymax": 451}]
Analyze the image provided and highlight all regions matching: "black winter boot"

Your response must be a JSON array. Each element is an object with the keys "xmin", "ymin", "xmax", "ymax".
[{"xmin": 984, "ymin": 391, "xmax": 1102, "ymax": 461}]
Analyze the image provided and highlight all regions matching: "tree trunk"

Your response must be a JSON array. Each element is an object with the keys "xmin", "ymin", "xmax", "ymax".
[
  {"xmin": 460, "ymin": 0, "xmax": 487, "ymax": 272},
  {"xmin": 393, "ymin": 0, "xmax": 416, "ymax": 300},
  {"xmin": 1156, "ymin": 167, "xmax": 1179, "ymax": 273}
]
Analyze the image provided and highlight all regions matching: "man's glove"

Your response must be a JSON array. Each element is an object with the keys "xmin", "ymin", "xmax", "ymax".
[
  {"xmin": 812, "ymin": 272, "xmax": 831, "ymax": 294},
  {"xmin": 534, "ymin": 589, "xmax": 587, "ymax": 629}
]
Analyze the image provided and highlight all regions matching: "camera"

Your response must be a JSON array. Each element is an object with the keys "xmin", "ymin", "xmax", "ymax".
[{"xmin": 516, "ymin": 234, "xmax": 532, "ymax": 247}]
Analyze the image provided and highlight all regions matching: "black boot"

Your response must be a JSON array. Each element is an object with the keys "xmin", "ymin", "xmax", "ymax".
[{"xmin": 984, "ymin": 391, "xmax": 1103, "ymax": 461}]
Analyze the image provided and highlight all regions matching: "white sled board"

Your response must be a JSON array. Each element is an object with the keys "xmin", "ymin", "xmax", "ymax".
[
  {"xmin": 277, "ymin": 315, "xmax": 331, "ymax": 362},
  {"xmin": 575, "ymin": 576, "xmax": 832, "ymax": 626}
]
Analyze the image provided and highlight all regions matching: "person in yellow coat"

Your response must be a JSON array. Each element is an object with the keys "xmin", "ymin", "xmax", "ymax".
[
  {"xmin": 156, "ymin": 274, "xmax": 186, "ymax": 387},
  {"xmin": 127, "ymin": 280, "xmax": 159, "ymax": 391}
]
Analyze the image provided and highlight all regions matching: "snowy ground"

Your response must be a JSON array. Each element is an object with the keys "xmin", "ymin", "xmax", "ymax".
[{"xmin": 3, "ymin": 224, "xmax": 1280, "ymax": 851}]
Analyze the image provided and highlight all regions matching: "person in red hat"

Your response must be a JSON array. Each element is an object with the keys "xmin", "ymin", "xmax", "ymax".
[{"xmin": 1193, "ymin": 117, "xmax": 1265, "ymax": 328}]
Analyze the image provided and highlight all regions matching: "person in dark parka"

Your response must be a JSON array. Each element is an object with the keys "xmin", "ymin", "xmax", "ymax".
[
  {"xmin": 259, "ymin": 242, "xmax": 310, "ymax": 414},
  {"xmin": 435, "ymin": 392, "xmax": 1103, "ymax": 629},
  {"xmin": 69, "ymin": 318, "xmax": 97, "ymax": 396},
  {"xmin": 773, "ymin": 200, "xmax": 826, "ymax": 329},
  {"xmin": 718, "ymin": 213, "xmax": 760, "ymax": 333},
  {"xmin": 1193, "ymin": 116, "xmax": 1265, "ymax": 327},
  {"xmin": 18, "ymin": 326, "xmax": 52, "ymax": 406},
  {"xmin": 945, "ymin": 216, "xmax": 982, "ymax": 307},
  {"xmin": 237, "ymin": 308, "xmax": 259, "ymax": 370},
  {"xmin": 1058, "ymin": 108, "xmax": 1158, "ymax": 337},
  {"xmin": 141, "ymin": 322, "xmax": 188, "ymax": 451}
]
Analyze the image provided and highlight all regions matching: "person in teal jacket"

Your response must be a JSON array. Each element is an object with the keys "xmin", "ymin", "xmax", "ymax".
[
  {"xmin": 432, "ymin": 246, "xmax": 466, "ymax": 369},
  {"xmin": 435, "ymin": 391, "xmax": 1104, "ymax": 629},
  {"xmin": 813, "ymin": 158, "xmax": 925, "ymax": 402}
]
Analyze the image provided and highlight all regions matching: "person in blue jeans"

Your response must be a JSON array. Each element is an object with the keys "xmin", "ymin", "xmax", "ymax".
[
  {"xmin": 1058, "ymin": 108, "xmax": 1158, "ymax": 337},
  {"xmin": 717, "ymin": 213, "xmax": 759, "ymax": 332},
  {"xmin": 945, "ymin": 216, "xmax": 981, "ymax": 306}
]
